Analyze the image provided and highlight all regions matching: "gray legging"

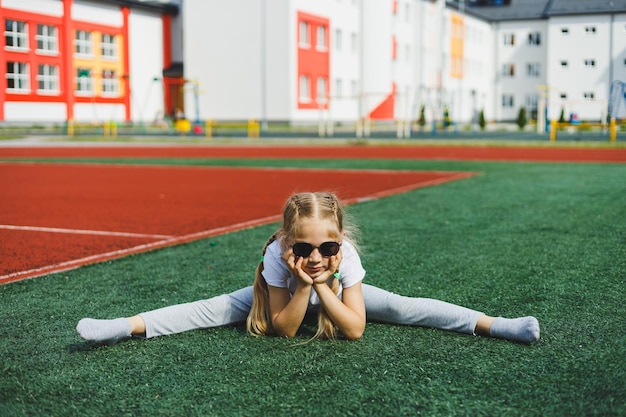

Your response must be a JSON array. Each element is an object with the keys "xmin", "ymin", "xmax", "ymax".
[{"xmin": 140, "ymin": 284, "xmax": 483, "ymax": 338}]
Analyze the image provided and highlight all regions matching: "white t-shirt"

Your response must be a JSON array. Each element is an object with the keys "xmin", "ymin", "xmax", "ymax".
[{"xmin": 262, "ymin": 239, "xmax": 365, "ymax": 306}]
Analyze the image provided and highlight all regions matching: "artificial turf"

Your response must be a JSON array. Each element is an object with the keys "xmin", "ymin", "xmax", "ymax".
[{"xmin": 1, "ymin": 158, "xmax": 624, "ymax": 416}]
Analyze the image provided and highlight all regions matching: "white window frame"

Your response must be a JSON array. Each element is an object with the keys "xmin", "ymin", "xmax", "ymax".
[
  {"xmin": 74, "ymin": 30, "xmax": 93, "ymax": 56},
  {"xmin": 6, "ymin": 61, "xmax": 30, "ymax": 92},
  {"xmin": 335, "ymin": 29, "xmax": 342, "ymax": 51},
  {"xmin": 501, "ymin": 94, "xmax": 514, "ymax": 108},
  {"xmin": 335, "ymin": 78, "xmax": 342, "ymax": 98},
  {"xmin": 528, "ymin": 32, "xmax": 541, "ymax": 46},
  {"xmin": 526, "ymin": 62, "xmax": 540, "ymax": 77},
  {"xmin": 351, "ymin": 32, "xmax": 358, "ymax": 54},
  {"xmin": 101, "ymin": 69, "xmax": 119, "ymax": 96},
  {"xmin": 560, "ymin": 60, "xmax": 568, "ymax": 68},
  {"xmin": 503, "ymin": 33, "xmax": 515, "ymax": 46},
  {"xmin": 75, "ymin": 68, "xmax": 94, "ymax": 95},
  {"xmin": 584, "ymin": 26, "xmax": 597, "ymax": 34},
  {"xmin": 36, "ymin": 24, "xmax": 58, "ymax": 54},
  {"xmin": 100, "ymin": 33, "xmax": 117, "ymax": 60},
  {"xmin": 299, "ymin": 21, "xmax": 309, "ymax": 48},
  {"xmin": 316, "ymin": 76, "xmax": 327, "ymax": 103},
  {"xmin": 501, "ymin": 63, "xmax": 515, "ymax": 78},
  {"xmin": 316, "ymin": 25, "xmax": 327, "ymax": 51},
  {"xmin": 5, "ymin": 20, "xmax": 28, "ymax": 50},
  {"xmin": 584, "ymin": 59, "xmax": 596, "ymax": 68},
  {"xmin": 299, "ymin": 75, "xmax": 310, "ymax": 102},
  {"xmin": 583, "ymin": 92, "xmax": 595, "ymax": 100},
  {"xmin": 37, "ymin": 64, "xmax": 59, "ymax": 94}
]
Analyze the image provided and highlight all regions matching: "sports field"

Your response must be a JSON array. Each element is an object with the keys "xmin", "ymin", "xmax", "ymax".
[{"xmin": 1, "ymin": 140, "xmax": 624, "ymax": 416}]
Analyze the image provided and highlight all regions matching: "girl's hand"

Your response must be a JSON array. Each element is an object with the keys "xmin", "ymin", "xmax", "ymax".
[
  {"xmin": 283, "ymin": 248, "xmax": 314, "ymax": 286},
  {"xmin": 312, "ymin": 249, "xmax": 343, "ymax": 285}
]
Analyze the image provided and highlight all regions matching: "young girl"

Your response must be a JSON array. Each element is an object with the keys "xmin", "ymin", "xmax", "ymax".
[{"xmin": 77, "ymin": 192, "xmax": 540, "ymax": 345}]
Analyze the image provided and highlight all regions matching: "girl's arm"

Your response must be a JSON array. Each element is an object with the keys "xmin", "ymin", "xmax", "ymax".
[
  {"xmin": 313, "ymin": 282, "xmax": 366, "ymax": 340},
  {"xmin": 267, "ymin": 283, "xmax": 311, "ymax": 338}
]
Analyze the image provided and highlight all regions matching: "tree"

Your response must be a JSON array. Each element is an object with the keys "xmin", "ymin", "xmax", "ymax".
[
  {"xmin": 516, "ymin": 107, "xmax": 527, "ymax": 130},
  {"xmin": 417, "ymin": 105, "xmax": 426, "ymax": 129},
  {"xmin": 478, "ymin": 109, "xmax": 486, "ymax": 131},
  {"xmin": 443, "ymin": 106, "xmax": 452, "ymax": 128}
]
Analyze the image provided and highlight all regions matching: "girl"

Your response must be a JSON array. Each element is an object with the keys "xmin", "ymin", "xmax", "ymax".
[{"xmin": 77, "ymin": 192, "xmax": 540, "ymax": 345}]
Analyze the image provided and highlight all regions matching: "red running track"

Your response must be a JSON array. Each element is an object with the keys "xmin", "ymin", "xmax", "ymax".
[
  {"xmin": 0, "ymin": 162, "xmax": 474, "ymax": 283},
  {"xmin": 1, "ymin": 144, "xmax": 625, "ymax": 163}
]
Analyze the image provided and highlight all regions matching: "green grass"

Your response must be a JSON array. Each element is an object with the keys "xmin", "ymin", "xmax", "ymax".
[{"xmin": 1, "ymin": 158, "xmax": 625, "ymax": 416}]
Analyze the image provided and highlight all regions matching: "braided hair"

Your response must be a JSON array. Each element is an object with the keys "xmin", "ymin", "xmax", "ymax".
[{"xmin": 246, "ymin": 192, "xmax": 357, "ymax": 339}]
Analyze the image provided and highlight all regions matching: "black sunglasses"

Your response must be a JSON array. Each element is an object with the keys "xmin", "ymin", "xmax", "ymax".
[{"xmin": 292, "ymin": 241, "xmax": 341, "ymax": 258}]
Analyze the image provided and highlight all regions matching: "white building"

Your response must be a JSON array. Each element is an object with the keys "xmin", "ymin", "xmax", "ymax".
[{"xmin": 2, "ymin": 0, "xmax": 625, "ymax": 127}]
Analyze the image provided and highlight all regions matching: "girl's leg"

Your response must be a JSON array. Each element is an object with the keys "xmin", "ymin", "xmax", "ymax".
[
  {"xmin": 362, "ymin": 284, "xmax": 539, "ymax": 343},
  {"xmin": 77, "ymin": 286, "xmax": 254, "ymax": 344}
]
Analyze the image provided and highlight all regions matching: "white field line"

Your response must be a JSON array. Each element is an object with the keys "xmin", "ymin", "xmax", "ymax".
[
  {"xmin": 0, "ymin": 214, "xmax": 281, "ymax": 284},
  {"xmin": 0, "ymin": 224, "xmax": 173, "ymax": 239}
]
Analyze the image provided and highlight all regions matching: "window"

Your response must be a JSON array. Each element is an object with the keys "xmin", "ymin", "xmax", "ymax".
[
  {"xmin": 351, "ymin": 32, "xmax": 358, "ymax": 54},
  {"xmin": 501, "ymin": 63, "xmax": 515, "ymax": 77},
  {"xmin": 584, "ymin": 26, "xmax": 596, "ymax": 34},
  {"xmin": 584, "ymin": 59, "xmax": 596, "ymax": 68},
  {"xmin": 75, "ymin": 30, "xmax": 92, "ymax": 56},
  {"xmin": 316, "ymin": 26, "xmax": 327, "ymax": 51},
  {"xmin": 503, "ymin": 33, "xmax": 515, "ymax": 46},
  {"xmin": 525, "ymin": 94, "xmax": 538, "ymax": 110},
  {"xmin": 561, "ymin": 27, "xmax": 569, "ymax": 34},
  {"xmin": 75, "ymin": 68, "xmax": 93, "ymax": 94},
  {"xmin": 335, "ymin": 78, "xmax": 342, "ymax": 98},
  {"xmin": 351, "ymin": 80, "xmax": 357, "ymax": 97},
  {"xmin": 560, "ymin": 93, "xmax": 567, "ymax": 100},
  {"xmin": 101, "ymin": 70, "xmax": 119, "ymax": 95},
  {"xmin": 6, "ymin": 62, "xmax": 29, "ymax": 91},
  {"xmin": 299, "ymin": 22, "xmax": 309, "ymax": 48},
  {"xmin": 316, "ymin": 77, "xmax": 327, "ymax": 103},
  {"xmin": 560, "ymin": 60, "xmax": 568, "ymax": 68},
  {"xmin": 527, "ymin": 63, "xmax": 540, "ymax": 77},
  {"xmin": 37, "ymin": 64, "xmax": 59, "ymax": 93},
  {"xmin": 299, "ymin": 75, "xmax": 310, "ymax": 102},
  {"xmin": 501, "ymin": 94, "xmax": 514, "ymax": 108},
  {"xmin": 101, "ymin": 34, "xmax": 117, "ymax": 59},
  {"xmin": 583, "ymin": 92, "xmax": 595, "ymax": 100},
  {"xmin": 528, "ymin": 32, "xmax": 541, "ymax": 46},
  {"xmin": 5, "ymin": 19, "xmax": 28, "ymax": 50},
  {"xmin": 335, "ymin": 29, "xmax": 342, "ymax": 51},
  {"xmin": 36, "ymin": 24, "xmax": 58, "ymax": 53}
]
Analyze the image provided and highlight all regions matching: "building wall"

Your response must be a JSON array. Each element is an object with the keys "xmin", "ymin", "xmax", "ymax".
[
  {"xmin": 0, "ymin": 0, "xmax": 171, "ymax": 124},
  {"xmin": 546, "ymin": 15, "xmax": 611, "ymax": 121}
]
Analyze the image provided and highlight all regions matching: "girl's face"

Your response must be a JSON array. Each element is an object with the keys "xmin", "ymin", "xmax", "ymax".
[{"xmin": 294, "ymin": 217, "xmax": 341, "ymax": 279}]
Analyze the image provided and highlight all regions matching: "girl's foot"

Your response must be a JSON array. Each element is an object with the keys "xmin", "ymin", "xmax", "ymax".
[{"xmin": 76, "ymin": 318, "xmax": 132, "ymax": 345}]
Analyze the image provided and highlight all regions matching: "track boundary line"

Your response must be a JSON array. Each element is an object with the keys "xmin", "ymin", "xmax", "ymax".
[{"xmin": 0, "ymin": 224, "xmax": 173, "ymax": 239}]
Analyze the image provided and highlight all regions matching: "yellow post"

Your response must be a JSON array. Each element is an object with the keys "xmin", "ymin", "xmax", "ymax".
[
  {"xmin": 67, "ymin": 119, "xmax": 74, "ymax": 137},
  {"xmin": 103, "ymin": 122, "xmax": 110, "ymax": 137},
  {"xmin": 610, "ymin": 117, "xmax": 616, "ymax": 142},
  {"xmin": 205, "ymin": 119, "xmax": 214, "ymax": 138},
  {"xmin": 550, "ymin": 119, "xmax": 557, "ymax": 142},
  {"xmin": 247, "ymin": 119, "xmax": 260, "ymax": 138}
]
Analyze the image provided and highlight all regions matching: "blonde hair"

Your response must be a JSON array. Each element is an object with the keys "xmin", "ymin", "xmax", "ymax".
[{"xmin": 246, "ymin": 192, "xmax": 358, "ymax": 340}]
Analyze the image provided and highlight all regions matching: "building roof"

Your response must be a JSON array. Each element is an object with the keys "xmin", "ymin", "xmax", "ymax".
[
  {"xmin": 90, "ymin": 0, "xmax": 179, "ymax": 15},
  {"xmin": 547, "ymin": 0, "xmax": 626, "ymax": 15},
  {"xmin": 448, "ymin": 0, "xmax": 626, "ymax": 22}
]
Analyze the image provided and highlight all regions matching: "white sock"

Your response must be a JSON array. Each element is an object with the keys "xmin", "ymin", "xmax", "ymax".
[
  {"xmin": 489, "ymin": 316, "xmax": 540, "ymax": 343},
  {"xmin": 76, "ymin": 318, "xmax": 132, "ymax": 345}
]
